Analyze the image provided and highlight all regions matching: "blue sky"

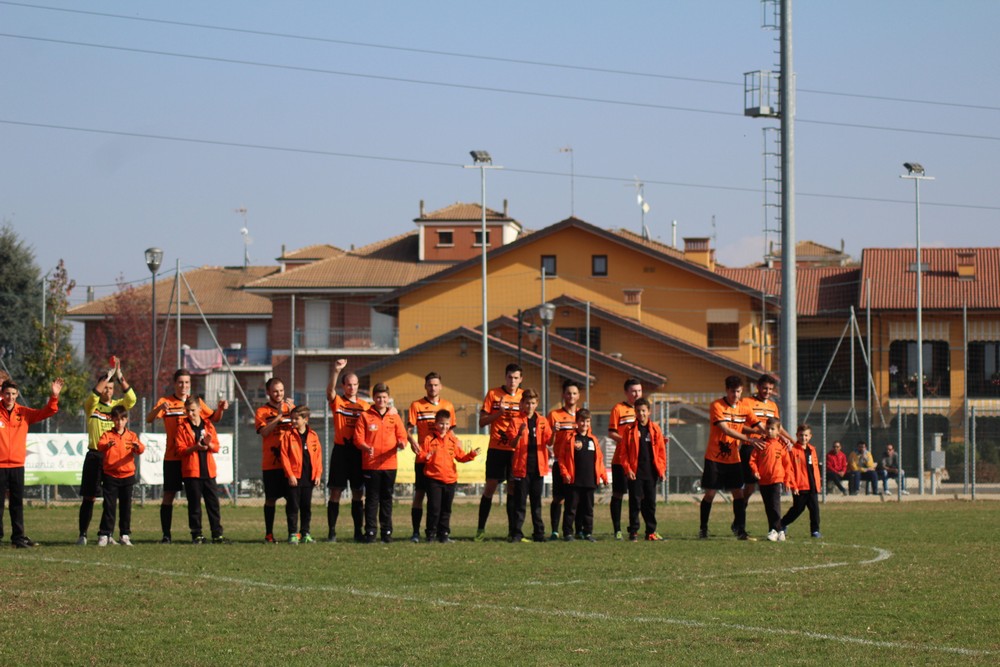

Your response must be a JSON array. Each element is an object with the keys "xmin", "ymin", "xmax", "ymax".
[{"xmin": 2, "ymin": 0, "xmax": 997, "ymax": 309}]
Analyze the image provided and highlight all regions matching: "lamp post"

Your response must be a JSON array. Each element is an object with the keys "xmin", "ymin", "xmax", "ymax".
[
  {"xmin": 901, "ymin": 163, "xmax": 933, "ymax": 495},
  {"xmin": 539, "ymin": 302, "xmax": 555, "ymax": 415},
  {"xmin": 145, "ymin": 248, "xmax": 163, "ymax": 402},
  {"xmin": 465, "ymin": 151, "xmax": 503, "ymax": 430}
]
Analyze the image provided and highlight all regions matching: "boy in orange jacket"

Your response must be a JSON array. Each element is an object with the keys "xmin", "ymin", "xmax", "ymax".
[
  {"xmin": 780, "ymin": 424, "xmax": 822, "ymax": 538},
  {"xmin": 96, "ymin": 405, "xmax": 145, "ymax": 547},
  {"xmin": 177, "ymin": 397, "xmax": 226, "ymax": 544},
  {"xmin": 620, "ymin": 398, "xmax": 667, "ymax": 541},
  {"xmin": 505, "ymin": 389, "xmax": 554, "ymax": 542},
  {"xmin": 353, "ymin": 383, "xmax": 409, "ymax": 543},
  {"xmin": 422, "ymin": 409, "xmax": 480, "ymax": 542},
  {"xmin": 559, "ymin": 409, "xmax": 607, "ymax": 541},
  {"xmin": 748, "ymin": 417, "xmax": 793, "ymax": 542},
  {"xmin": 282, "ymin": 406, "xmax": 324, "ymax": 544}
]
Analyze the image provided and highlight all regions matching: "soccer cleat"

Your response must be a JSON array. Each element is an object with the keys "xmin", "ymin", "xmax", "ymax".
[
  {"xmin": 563, "ymin": 534, "xmax": 575, "ymax": 542},
  {"xmin": 326, "ymin": 534, "xmax": 338, "ymax": 543},
  {"xmin": 778, "ymin": 530, "xmax": 787, "ymax": 542},
  {"xmin": 520, "ymin": 537, "xmax": 532, "ymax": 543},
  {"xmin": 120, "ymin": 535, "xmax": 133, "ymax": 547},
  {"xmin": 160, "ymin": 535, "xmax": 172, "ymax": 544},
  {"xmin": 533, "ymin": 535, "xmax": 548, "ymax": 543},
  {"xmin": 76, "ymin": 535, "xmax": 87, "ymax": 546},
  {"xmin": 811, "ymin": 531, "xmax": 823, "ymax": 539},
  {"xmin": 585, "ymin": 534, "xmax": 597, "ymax": 542},
  {"xmin": 410, "ymin": 533, "xmax": 420, "ymax": 543},
  {"xmin": 766, "ymin": 529, "xmax": 779, "ymax": 542},
  {"xmin": 438, "ymin": 536, "xmax": 455, "ymax": 544},
  {"xmin": 737, "ymin": 532, "xmax": 756, "ymax": 542},
  {"xmin": 474, "ymin": 529, "xmax": 486, "ymax": 542},
  {"xmin": 698, "ymin": 528, "xmax": 709, "ymax": 540},
  {"xmin": 301, "ymin": 533, "xmax": 314, "ymax": 544},
  {"xmin": 288, "ymin": 534, "xmax": 300, "ymax": 545},
  {"xmin": 193, "ymin": 535, "xmax": 206, "ymax": 545},
  {"xmin": 628, "ymin": 533, "xmax": 639, "ymax": 542},
  {"xmin": 97, "ymin": 535, "xmax": 110, "ymax": 547},
  {"xmin": 264, "ymin": 533, "xmax": 276, "ymax": 544},
  {"xmin": 730, "ymin": 522, "xmax": 739, "ymax": 537},
  {"xmin": 212, "ymin": 536, "xmax": 231, "ymax": 545},
  {"xmin": 380, "ymin": 534, "xmax": 392, "ymax": 544},
  {"xmin": 550, "ymin": 531, "xmax": 559, "ymax": 541},
  {"xmin": 645, "ymin": 532, "xmax": 665, "ymax": 541},
  {"xmin": 614, "ymin": 530, "xmax": 623, "ymax": 541}
]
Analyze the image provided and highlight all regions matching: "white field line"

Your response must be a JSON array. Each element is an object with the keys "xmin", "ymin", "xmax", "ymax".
[{"xmin": 8, "ymin": 548, "xmax": 995, "ymax": 658}]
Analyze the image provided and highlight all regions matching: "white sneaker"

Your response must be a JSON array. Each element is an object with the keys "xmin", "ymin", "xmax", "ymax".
[
  {"xmin": 108, "ymin": 535, "xmax": 118, "ymax": 546},
  {"xmin": 120, "ymin": 535, "xmax": 133, "ymax": 547},
  {"xmin": 766, "ymin": 529, "xmax": 779, "ymax": 542},
  {"xmin": 97, "ymin": 535, "xmax": 109, "ymax": 547},
  {"xmin": 778, "ymin": 530, "xmax": 787, "ymax": 542},
  {"xmin": 76, "ymin": 535, "xmax": 87, "ymax": 546}
]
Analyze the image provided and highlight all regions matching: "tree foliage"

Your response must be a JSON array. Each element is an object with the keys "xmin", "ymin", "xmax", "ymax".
[{"xmin": 0, "ymin": 223, "xmax": 43, "ymax": 381}]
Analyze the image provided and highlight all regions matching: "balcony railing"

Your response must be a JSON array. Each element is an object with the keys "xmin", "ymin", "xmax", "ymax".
[{"xmin": 293, "ymin": 327, "xmax": 399, "ymax": 352}]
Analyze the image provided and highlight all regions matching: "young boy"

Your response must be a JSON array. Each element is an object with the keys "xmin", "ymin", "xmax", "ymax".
[
  {"xmin": 620, "ymin": 398, "xmax": 667, "ymax": 541},
  {"xmin": 407, "ymin": 372, "xmax": 456, "ymax": 543},
  {"xmin": 281, "ymin": 406, "xmax": 324, "ymax": 544},
  {"xmin": 780, "ymin": 424, "xmax": 823, "ymax": 538},
  {"xmin": 177, "ymin": 397, "xmax": 226, "ymax": 544},
  {"xmin": 421, "ymin": 409, "xmax": 480, "ymax": 543},
  {"xmin": 353, "ymin": 383, "xmax": 408, "ymax": 543},
  {"xmin": 558, "ymin": 409, "xmax": 607, "ymax": 541},
  {"xmin": 748, "ymin": 417, "xmax": 793, "ymax": 542},
  {"xmin": 96, "ymin": 405, "xmax": 145, "ymax": 547},
  {"xmin": 505, "ymin": 389, "xmax": 553, "ymax": 542}
]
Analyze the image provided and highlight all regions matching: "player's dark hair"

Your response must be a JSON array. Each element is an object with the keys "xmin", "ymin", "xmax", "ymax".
[
  {"xmin": 725, "ymin": 375, "xmax": 744, "ymax": 390},
  {"xmin": 109, "ymin": 404, "xmax": 129, "ymax": 420},
  {"xmin": 623, "ymin": 378, "xmax": 642, "ymax": 391}
]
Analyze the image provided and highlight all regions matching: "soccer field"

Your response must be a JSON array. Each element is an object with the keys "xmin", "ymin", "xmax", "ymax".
[{"xmin": 2, "ymin": 500, "xmax": 997, "ymax": 665}]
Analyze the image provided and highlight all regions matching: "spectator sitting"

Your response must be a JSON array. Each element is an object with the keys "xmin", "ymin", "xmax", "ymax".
[
  {"xmin": 879, "ymin": 443, "xmax": 907, "ymax": 494},
  {"xmin": 825, "ymin": 441, "xmax": 848, "ymax": 496},
  {"xmin": 848, "ymin": 441, "xmax": 879, "ymax": 495}
]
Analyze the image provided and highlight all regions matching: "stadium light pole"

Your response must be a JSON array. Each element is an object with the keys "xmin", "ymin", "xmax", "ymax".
[
  {"xmin": 145, "ymin": 248, "xmax": 163, "ymax": 404},
  {"xmin": 465, "ymin": 151, "xmax": 502, "ymax": 431},
  {"xmin": 901, "ymin": 162, "xmax": 933, "ymax": 495},
  {"xmin": 539, "ymin": 302, "xmax": 556, "ymax": 415}
]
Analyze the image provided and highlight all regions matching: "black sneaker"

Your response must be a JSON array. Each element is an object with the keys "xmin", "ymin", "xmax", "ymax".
[
  {"xmin": 192, "ymin": 535, "xmax": 206, "ymax": 545},
  {"xmin": 326, "ymin": 534, "xmax": 338, "ymax": 543},
  {"xmin": 438, "ymin": 536, "xmax": 455, "ymax": 544},
  {"xmin": 12, "ymin": 537, "xmax": 35, "ymax": 549},
  {"xmin": 698, "ymin": 528, "xmax": 709, "ymax": 539},
  {"xmin": 563, "ymin": 534, "xmax": 575, "ymax": 542},
  {"xmin": 212, "ymin": 536, "xmax": 230, "ymax": 545},
  {"xmin": 410, "ymin": 533, "xmax": 420, "ymax": 543},
  {"xmin": 160, "ymin": 535, "xmax": 172, "ymax": 544},
  {"xmin": 380, "ymin": 534, "xmax": 392, "ymax": 544},
  {"xmin": 737, "ymin": 532, "xmax": 757, "ymax": 542},
  {"xmin": 628, "ymin": 533, "xmax": 639, "ymax": 542}
]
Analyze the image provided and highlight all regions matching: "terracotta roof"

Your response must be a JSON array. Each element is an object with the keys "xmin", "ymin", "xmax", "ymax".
[
  {"xmin": 68, "ymin": 266, "xmax": 278, "ymax": 318},
  {"xmin": 770, "ymin": 240, "xmax": 851, "ymax": 260},
  {"xmin": 417, "ymin": 202, "xmax": 511, "ymax": 222},
  {"xmin": 610, "ymin": 229, "xmax": 687, "ymax": 261},
  {"xmin": 245, "ymin": 232, "xmax": 443, "ymax": 291},
  {"xmin": 860, "ymin": 247, "xmax": 1000, "ymax": 310},
  {"xmin": 718, "ymin": 266, "xmax": 860, "ymax": 316},
  {"xmin": 279, "ymin": 244, "xmax": 345, "ymax": 261}
]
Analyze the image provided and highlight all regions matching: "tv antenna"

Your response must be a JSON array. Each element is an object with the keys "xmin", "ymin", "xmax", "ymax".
[
  {"xmin": 235, "ymin": 207, "xmax": 252, "ymax": 268},
  {"xmin": 625, "ymin": 177, "xmax": 651, "ymax": 240}
]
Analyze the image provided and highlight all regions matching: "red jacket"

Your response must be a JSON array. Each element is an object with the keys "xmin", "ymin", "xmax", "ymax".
[
  {"xmin": 0, "ymin": 397, "xmax": 58, "ymax": 468},
  {"xmin": 786, "ymin": 441, "xmax": 822, "ymax": 492},
  {"xmin": 176, "ymin": 418, "xmax": 219, "ymax": 479},
  {"xmin": 826, "ymin": 449, "xmax": 847, "ymax": 476},
  {"xmin": 281, "ymin": 427, "xmax": 324, "ymax": 484},
  {"xmin": 354, "ymin": 407, "xmax": 408, "ymax": 471},
  {"xmin": 505, "ymin": 413, "xmax": 553, "ymax": 478},
  {"xmin": 97, "ymin": 428, "xmax": 145, "ymax": 479},
  {"xmin": 749, "ymin": 437, "xmax": 793, "ymax": 485},
  {"xmin": 619, "ymin": 420, "xmax": 667, "ymax": 480},
  {"xmin": 421, "ymin": 431, "xmax": 477, "ymax": 484},
  {"xmin": 557, "ymin": 431, "xmax": 607, "ymax": 486}
]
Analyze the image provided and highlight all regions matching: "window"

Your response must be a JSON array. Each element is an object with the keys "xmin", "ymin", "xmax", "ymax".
[
  {"xmin": 888, "ymin": 340, "xmax": 950, "ymax": 397},
  {"xmin": 798, "ymin": 338, "xmax": 868, "ymax": 399},
  {"xmin": 436, "ymin": 230, "xmax": 454, "ymax": 247},
  {"xmin": 707, "ymin": 323, "xmax": 739, "ymax": 349},
  {"xmin": 555, "ymin": 327, "xmax": 601, "ymax": 351},
  {"xmin": 541, "ymin": 255, "xmax": 557, "ymax": 277},
  {"xmin": 967, "ymin": 341, "xmax": 1000, "ymax": 397},
  {"xmin": 592, "ymin": 255, "xmax": 608, "ymax": 276},
  {"xmin": 473, "ymin": 230, "xmax": 491, "ymax": 247}
]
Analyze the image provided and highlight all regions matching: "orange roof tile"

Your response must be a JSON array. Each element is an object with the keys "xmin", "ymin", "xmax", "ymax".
[
  {"xmin": 716, "ymin": 266, "xmax": 859, "ymax": 317},
  {"xmin": 860, "ymin": 247, "xmax": 1000, "ymax": 310},
  {"xmin": 279, "ymin": 244, "xmax": 345, "ymax": 261},
  {"xmin": 418, "ymin": 202, "xmax": 510, "ymax": 222}
]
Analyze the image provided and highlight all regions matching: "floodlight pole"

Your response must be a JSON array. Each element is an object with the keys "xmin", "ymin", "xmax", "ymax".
[{"xmin": 145, "ymin": 248, "xmax": 164, "ymax": 401}]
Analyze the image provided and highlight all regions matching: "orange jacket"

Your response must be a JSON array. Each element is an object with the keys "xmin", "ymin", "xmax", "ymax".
[
  {"xmin": 176, "ymin": 418, "xmax": 219, "ymax": 479},
  {"xmin": 619, "ymin": 420, "xmax": 667, "ymax": 480},
  {"xmin": 748, "ymin": 437, "xmax": 793, "ymax": 485},
  {"xmin": 506, "ymin": 413, "xmax": 553, "ymax": 478},
  {"xmin": 0, "ymin": 397, "xmax": 58, "ymax": 468},
  {"xmin": 608, "ymin": 401, "xmax": 636, "ymax": 465},
  {"xmin": 421, "ymin": 431, "xmax": 477, "ymax": 484},
  {"xmin": 97, "ymin": 428, "xmax": 145, "ymax": 479},
  {"xmin": 280, "ymin": 427, "xmax": 324, "ymax": 484},
  {"xmin": 153, "ymin": 395, "xmax": 214, "ymax": 461},
  {"xmin": 353, "ymin": 407, "xmax": 408, "ymax": 471},
  {"xmin": 255, "ymin": 402, "xmax": 293, "ymax": 471},
  {"xmin": 557, "ymin": 431, "xmax": 607, "ymax": 486},
  {"xmin": 786, "ymin": 441, "xmax": 822, "ymax": 492}
]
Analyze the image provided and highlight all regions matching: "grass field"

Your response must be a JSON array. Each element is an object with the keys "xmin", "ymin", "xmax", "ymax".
[{"xmin": 2, "ymin": 499, "xmax": 998, "ymax": 666}]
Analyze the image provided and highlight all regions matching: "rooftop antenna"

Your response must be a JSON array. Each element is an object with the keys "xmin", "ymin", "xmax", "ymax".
[
  {"xmin": 711, "ymin": 214, "xmax": 717, "ymax": 248},
  {"xmin": 235, "ymin": 207, "xmax": 252, "ymax": 268},
  {"xmin": 626, "ymin": 177, "xmax": 650, "ymax": 239},
  {"xmin": 558, "ymin": 146, "xmax": 575, "ymax": 217}
]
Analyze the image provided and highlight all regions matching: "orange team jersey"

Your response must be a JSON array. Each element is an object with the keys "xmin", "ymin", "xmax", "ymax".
[
  {"xmin": 481, "ymin": 386, "xmax": 523, "ymax": 450},
  {"xmin": 608, "ymin": 401, "xmax": 637, "ymax": 465},
  {"xmin": 97, "ymin": 429, "xmax": 145, "ymax": 479},
  {"xmin": 408, "ymin": 397, "xmax": 456, "ymax": 445},
  {"xmin": 331, "ymin": 394, "xmax": 370, "ymax": 445},
  {"xmin": 0, "ymin": 397, "xmax": 58, "ymax": 468},
  {"xmin": 421, "ymin": 431, "xmax": 477, "ymax": 485},
  {"xmin": 620, "ymin": 420, "xmax": 668, "ymax": 480},
  {"xmin": 176, "ymin": 419, "xmax": 220, "ymax": 479},
  {"xmin": 705, "ymin": 396, "xmax": 759, "ymax": 465},
  {"xmin": 353, "ymin": 407, "xmax": 408, "ymax": 471},
  {"xmin": 505, "ymin": 414, "xmax": 554, "ymax": 478},
  {"xmin": 786, "ymin": 442, "xmax": 822, "ymax": 492},
  {"xmin": 255, "ymin": 402, "xmax": 293, "ymax": 471},
  {"xmin": 748, "ymin": 437, "xmax": 793, "ymax": 485},
  {"xmin": 548, "ymin": 406, "xmax": 578, "ymax": 470},
  {"xmin": 153, "ymin": 395, "xmax": 214, "ymax": 461},
  {"xmin": 280, "ymin": 427, "xmax": 324, "ymax": 484},
  {"xmin": 742, "ymin": 394, "xmax": 779, "ymax": 428}
]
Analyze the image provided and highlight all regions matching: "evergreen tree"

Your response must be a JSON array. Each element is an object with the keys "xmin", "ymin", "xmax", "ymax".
[{"xmin": 0, "ymin": 223, "xmax": 43, "ymax": 381}]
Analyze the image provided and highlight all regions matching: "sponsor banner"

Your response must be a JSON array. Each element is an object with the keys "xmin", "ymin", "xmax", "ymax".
[{"xmin": 22, "ymin": 433, "xmax": 234, "ymax": 486}]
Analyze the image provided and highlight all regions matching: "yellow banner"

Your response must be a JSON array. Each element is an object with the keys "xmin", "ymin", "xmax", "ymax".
[{"xmin": 394, "ymin": 434, "xmax": 490, "ymax": 484}]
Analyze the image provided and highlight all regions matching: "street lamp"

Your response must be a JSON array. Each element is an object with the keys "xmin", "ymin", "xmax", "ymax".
[
  {"xmin": 465, "ymin": 150, "xmax": 503, "ymax": 429},
  {"xmin": 539, "ymin": 302, "xmax": 555, "ymax": 415},
  {"xmin": 900, "ymin": 163, "xmax": 933, "ymax": 495},
  {"xmin": 145, "ymin": 247, "xmax": 163, "ymax": 402}
]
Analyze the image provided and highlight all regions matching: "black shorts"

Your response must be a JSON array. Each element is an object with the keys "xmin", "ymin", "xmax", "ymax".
[
  {"xmin": 739, "ymin": 444, "xmax": 755, "ymax": 483},
  {"xmin": 701, "ymin": 460, "xmax": 744, "ymax": 491},
  {"xmin": 329, "ymin": 443, "xmax": 364, "ymax": 490},
  {"xmin": 413, "ymin": 462, "xmax": 428, "ymax": 493},
  {"xmin": 484, "ymin": 448, "xmax": 514, "ymax": 482},
  {"xmin": 163, "ymin": 460, "xmax": 183, "ymax": 493},
  {"xmin": 550, "ymin": 462, "xmax": 566, "ymax": 500},
  {"xmin": 262, "ymin": 469, "xmax": 288, "ymax": 500},
  {"xmin": 611, "ymin": 464, "xmax": 627, "ymax": 495},
  {"xmin": 80, "ymin": 449, "xmax": 104, "ymax": 497}
]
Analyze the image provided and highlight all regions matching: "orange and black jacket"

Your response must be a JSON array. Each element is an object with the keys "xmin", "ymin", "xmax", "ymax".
[
  {"xmin": 620, "ymin": 420, "xmax": 667, "ymax": 480},
  {"xmin": 280, "ymin": 427, "xmax": 324, "ymax": 484},
  {"xmin": 353, "ymin": 407, "xmax": 408, "ymax": 471},
  {"xmin": 421, "ymin": 431, "xmax": 477, "ymax": 485},
  {"xmin": 97, "ymin": 428, "xmax": 145, "ymax": 479},
  {"xmin": 557, "ymin": 431, "xmax": 607, "ymax": 486},
  {"xmin": 748, "ymin": 437, "xmax": 793, "ymax": 485},
  {"xmin": 176, "ymin": 418, "xmax": 219, "ymax": 479},
  {"xmin": 153, "ymin": 395, "xmax": 214, "ymax": 461},
  {"xmin": 786, "ymin": 442, "xmax": 822, "ymax": 492},
  {"xmin": 0, "ymin": 396, "xmax": 58, "ymax": 467},
  {"xmin": 505, "ymin": 413, "xmax": 553, "ymax": 478}
]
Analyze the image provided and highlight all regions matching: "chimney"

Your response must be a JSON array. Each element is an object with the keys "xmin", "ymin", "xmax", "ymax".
[
  {"xmin": 623, "ymin": 288, "xmax": 643, "ymax": 322},
  {"xmin": 503, "ymin": 198, "xmax": 508, "ymax": 217},
  {"xmin": 683, "ymin": 237, "xmax": 715, "ymax": 270},
  {"xmin": 419, "ymin": 199, "xmax": 425, "ymax": 218},
  {"xmin": 957, "ymin": 251, "xmax": 976, "ymax": 280}
]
